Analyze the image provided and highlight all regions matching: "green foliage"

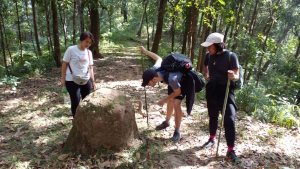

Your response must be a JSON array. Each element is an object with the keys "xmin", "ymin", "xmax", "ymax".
[
  {"xmin": 236, "ymin": 84, "xmax": 300, "ymax": 129},
  {"xmin": 1, "ymin": 75, "xmax": 20, "ymax": 90}
]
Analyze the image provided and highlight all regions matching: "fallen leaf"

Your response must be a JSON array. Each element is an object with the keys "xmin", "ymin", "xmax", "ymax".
[
  {"xmin": 58, "ymin": 154, "xmax": 69, "ymax": 161},
  {"xmin": 136, "ymin": 152, "xmax": 140, "ymax": 161}
]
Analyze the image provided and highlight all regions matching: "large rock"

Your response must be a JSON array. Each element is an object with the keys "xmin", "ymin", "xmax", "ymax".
[{"xmin": 65, "ymin": 88, "xmax": 139, "ymax": 155}]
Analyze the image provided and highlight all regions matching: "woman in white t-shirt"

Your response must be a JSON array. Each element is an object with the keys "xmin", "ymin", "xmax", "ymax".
[{"xmin": 61, "ymin": 32, "xmax": 96, "ymax": 117}]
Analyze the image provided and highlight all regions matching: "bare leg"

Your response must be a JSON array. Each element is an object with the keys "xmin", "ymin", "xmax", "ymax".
[{"xmin": 174, "ymin": 99, "xmax": 182, "ymax": 128}]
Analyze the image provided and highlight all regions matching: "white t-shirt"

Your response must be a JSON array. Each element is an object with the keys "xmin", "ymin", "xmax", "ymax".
[{"xmin": 63, "ymin": 45, "xmax": 94, "ymax": 81}]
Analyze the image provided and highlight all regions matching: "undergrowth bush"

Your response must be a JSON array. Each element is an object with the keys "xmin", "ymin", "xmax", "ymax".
[{"xmin": 236, "ymin": 83, "xmax": 300, "ymax": 129}]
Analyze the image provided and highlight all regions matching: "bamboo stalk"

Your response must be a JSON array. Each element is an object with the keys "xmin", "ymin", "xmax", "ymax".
[{"xmin": 216, "ymin": 78, "xmax": 231, "ymax": 157}]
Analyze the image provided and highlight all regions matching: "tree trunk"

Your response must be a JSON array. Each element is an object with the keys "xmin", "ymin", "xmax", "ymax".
[
  {"xmin": 169, "ymin": 0, "xmax": 180, "ymax": 52},
  {"xmin": 152, "ymin": 0, "xmax": 159, "ymax": 41},
  {"xmin": 31, "ymin": 0, "xmax": 42, "ymax": 56},
  {"xmin": 171, "ymin": 15, "xmax": 175, "ymax": 52},
  {"xmin": 15, "ymin": 0, "xmax": 23, "ymax": 59},
  {"xmin": 51, "ymin": 0, "xmax": 62, "ymax": 67},
  {"xmin": 58, "ymin": 5, "xmax": 67, "ymax": 48},
  {"xmin": 122, "ymin": 0, "xmax": 128, "ymax": 23},
  {"xmin": 137, "ymin": 0, "xmax": 146, "ymax": 37},
  {"xmin": 295, "ymin": 37, "xmax": 300, "ymax": 59},
  {"xmin": 212, "ymin": 14, "xmax": 218, "ymax": 33},
  {"xmin": 77, "ymin": 0, "xmax": 85, "ymax": 32},
  {"xmin": 45, "ymin": 0, "xmax": 54, "ymax": 54},
  {"xmin": 261, "ymin": 23, "xmax": 293, "ymax": 73},
  {"xmin": 197, "ymin": 11, "xmax": 204, "ymax": 37},
  {"xmin": 89, "ymin": 0, "xmax": 102, "ymax": 58},
  {"xmin": 0, "ymin": 13, "xmax": 7, "ymax": 72},
  {"xmin": 196, "ymin": 0, "xmax": 211, "ymax": 72},
  {"xmin": 73, "ymin": 0, "xmax": 77, "ymax": 45},
  {"xmin": 188, "ymin": 0, "xmax": 201, "ymax": 62},
  {"xmin": 249, "ymin": 0, "xmax": 259, "ymax": 36},
  {"xmin": 231, "ymin": 0, "xmax": 244, "ymax": 51},
  {"xmin": 25, "ymin": 0, "xmax": 38, "ymax": 58},
  {"xmin": 0, "ymin": 11, "xmax": 13, "ymax": 68},
  {"xmin": 145, "ymin": 0, "xmax": 150, "ymax": 50},
  {"xmin": 151, "ymin": 0, "xmax": 167, "ymax": 53},
  {"xmin": 223, "ymin": 25, "xmax": 230, "ymax": 43},
  {"xmin": 256, "ymin": 19, "xmax": 275, "ymax": 87},
  {"xmin": 181, "ymin": 6, "xmax": 190, "ymax": 55},
  {"xmin": 217, "ymin": 15, "xmax": 223, "ymax": 33}
]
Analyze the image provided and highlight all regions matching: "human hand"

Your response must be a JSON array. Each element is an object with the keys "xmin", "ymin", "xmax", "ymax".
[
  {"xmin": 61, "ymin": 78, "xmax": 65, "ymax": 87},
  {"xmin": 205, "ymin": 76, "xmax": 210, "ymax": 82},
  {"xmin": 227, "ymin": 70, "xmax": 235, "ymax": 81},
  {"xmin": 158, "ymin": 100, "xmax": 165, "ymax": 107},
  {"xmin": 139, "ymin": 46, "xmax": 145, "ymax": 53},
  {"xmin": 92, "ymin": 81, "xmax": 97, "ymax": 90}
]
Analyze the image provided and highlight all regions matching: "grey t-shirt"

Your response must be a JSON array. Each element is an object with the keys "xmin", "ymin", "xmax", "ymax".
[
  {"xmin": 204, "ymin": 50, "xmax": 239, "ymax": 85},
  {"xmin": 152, "ymin": 64, "xmax": 183, "ymax": 90}
]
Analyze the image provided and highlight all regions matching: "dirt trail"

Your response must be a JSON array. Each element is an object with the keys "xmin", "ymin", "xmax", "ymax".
[{"xmin": 0, "ymin": 47, "xmax": 299, "ymax": 168}]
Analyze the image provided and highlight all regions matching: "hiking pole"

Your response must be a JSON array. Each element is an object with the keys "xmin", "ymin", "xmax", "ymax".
[
  {"xmin": 141, "ymin": 47, "xmax": 150, "ymax": 148},
  {"xmin": 140, "ymin": 49, "xmax": 149, "ymax": 129},
  {"xmin": 216, "ymin": 78, "xmax": 231, "ymax": 157}
]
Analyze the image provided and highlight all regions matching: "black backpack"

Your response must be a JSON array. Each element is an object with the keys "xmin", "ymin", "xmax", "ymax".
[{"xmin": 160, "ymin": 53, "xmax": 193, "ymax": 72}]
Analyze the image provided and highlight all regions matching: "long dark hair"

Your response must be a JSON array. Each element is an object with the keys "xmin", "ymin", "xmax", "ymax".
[
  {"xmin": 80, "ymin": 32, "xmax": 95, "ymax": 44},
  {"xmin": 214, "ymin": 42, "xmax": 226, "ymax": 53}
]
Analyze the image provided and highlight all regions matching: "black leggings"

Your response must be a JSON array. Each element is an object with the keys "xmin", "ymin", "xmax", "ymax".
[
  {"xmin": 65, "ymin": 79, "xmax": 91, "ymax": 117},
  {"xmin": 206, "ymin": 80, "xmax": 236, "ymax": 147},
  {"xmin": 207, "ymin": 98, "xmax": 236, "ymax": 147}
]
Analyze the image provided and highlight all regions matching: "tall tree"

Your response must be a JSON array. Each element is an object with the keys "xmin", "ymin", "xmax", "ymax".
[
  {"xmin": 77, "ymin": 0, "xmax": 85, "ymax": 32},
  {"xmin": 0, "ymin": 9, "xmax": 13, "ymax": 68},
  {"xmin": 181, "ymin": 6, "xmax": 190, "ymax": 55},
  {"xmin": 58, "ymin": 3, "xmax": 68, "ymax": 48},
  {"xmin": 122, "ymin": 0, "xmax": 128, "ymax": 23},
  {"xmin": 231, "ymin": 0, "xmax": 244, "ymax": 51},
  {"xmin": 152, "ymin": 0, "xmax": 159, "ymax": 41},
  {"xmin": 137, "ymin": 0, "xmax": 146, "ymax": 37},
  {"xmin": 25, "ymin": 0, "xmax": 38, "ymax": 58},
  {"xmin": 73, "ymin": 0, "xmax": 77, "ymax": 45},
  {"xmin": 89, "ymin": 0, "xmax": 102, "ymax": 58},
  {"xmin": 196, "ymin": 0, "xmax": 211, "ymax": 72},
  {"xmin": 188, "ymin": 0, "xmax": 201, "ymax": 62},
  {"xmin": 51, "ymin": 0, "xmax": 62, "ymax": 67},
  {"xmin": 151, "ymin": 0, "xmax": 167, "ymax": 54},
  {"xmin": 0, "ymin": 10, "xmax": 7, "ymax": 72},
  {"xmin": 32, "ymin": 0, "xmax": 42, "ymax": 56},
  {"xmin": 169, "ymin": 0, "xmax": 179, "ymax": 52},
  {"xmin": 15, "ymin": 0, "xmax": 23, "ymax": 59},
  {"xmin": 45, "ymin": 0, "xmax": 54, "ymax": 54}
]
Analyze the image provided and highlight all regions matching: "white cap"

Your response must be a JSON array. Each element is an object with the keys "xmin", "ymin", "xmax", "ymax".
[{"xmin": 201, "ymin": 32, "xmax": 224, "ymax": 47}]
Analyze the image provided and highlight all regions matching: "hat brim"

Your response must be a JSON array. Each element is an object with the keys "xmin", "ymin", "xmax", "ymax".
[
  {"xmin": 201, "ymin": 41, "xmax": 213, "ymax": 47},
  {"xmin": 141, "ymin": 81, "xmax": 148, "ymax": 87}
]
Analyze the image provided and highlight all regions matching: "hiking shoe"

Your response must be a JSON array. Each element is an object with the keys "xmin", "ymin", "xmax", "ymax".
[
  {"xmin": 226, "ymin": 150, "xmax": 242, "ymax": 164},
  {"xmin": 171, "ymin": 131, "xmax": 180, "ymax": 142},
  {"xmin": 201, "ymin": 138, "xmax": 215, "ymax": 148},
  {"xmin": 155, "ymin": 121, "xmax": 170, "ymax": 130}
]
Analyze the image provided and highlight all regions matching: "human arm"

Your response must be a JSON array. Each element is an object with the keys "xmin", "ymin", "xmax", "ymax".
[
  {"xmin": 203, "ymin": 64, "xmax": 210, "ymax": 82},
  {"xmin": 89, "ymin": 65, "xmax": 96, "ymax": 90},
  {"xmin": 61, "ymin": 61, "xmax": 68, "ymax": 87},
  {"xmin": 139, "ymin": 46, "xmax": 162, "ymax": 66},
  {"xmin": 228, "ymin": 68, "xmax": 239, "ymax": 82},
  {"xmin": 158, "ymin": 88, "xmax": 181, "ymax": 107},
  {"xmin": 228, "ymin": 52, "xmax": 239, "ymax": 82}
]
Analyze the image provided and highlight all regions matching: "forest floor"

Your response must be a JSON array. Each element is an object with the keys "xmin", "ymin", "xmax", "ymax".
[{"xmin": 0, "ymin": 42, "xmax": 300, "ymax": 169}]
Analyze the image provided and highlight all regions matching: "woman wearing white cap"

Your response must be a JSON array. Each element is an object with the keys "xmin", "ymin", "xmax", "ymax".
[{"xmin": 201, "ymin": 32, "xmax": 241, "ymax": 163}]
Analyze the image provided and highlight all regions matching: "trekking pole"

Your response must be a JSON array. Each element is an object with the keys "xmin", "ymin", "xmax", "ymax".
[
  {"xmin": 141, "ymin": 49, "xmax": 149, "ymax": 129},
  {"xmin": 216, "ymin": 78, "xmax": 231, "ymax": 157}
]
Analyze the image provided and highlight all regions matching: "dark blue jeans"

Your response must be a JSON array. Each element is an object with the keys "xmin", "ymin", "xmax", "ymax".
[{"xmin": 65, "ymin": 79, "xmax": 91, "ymax": 117}]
